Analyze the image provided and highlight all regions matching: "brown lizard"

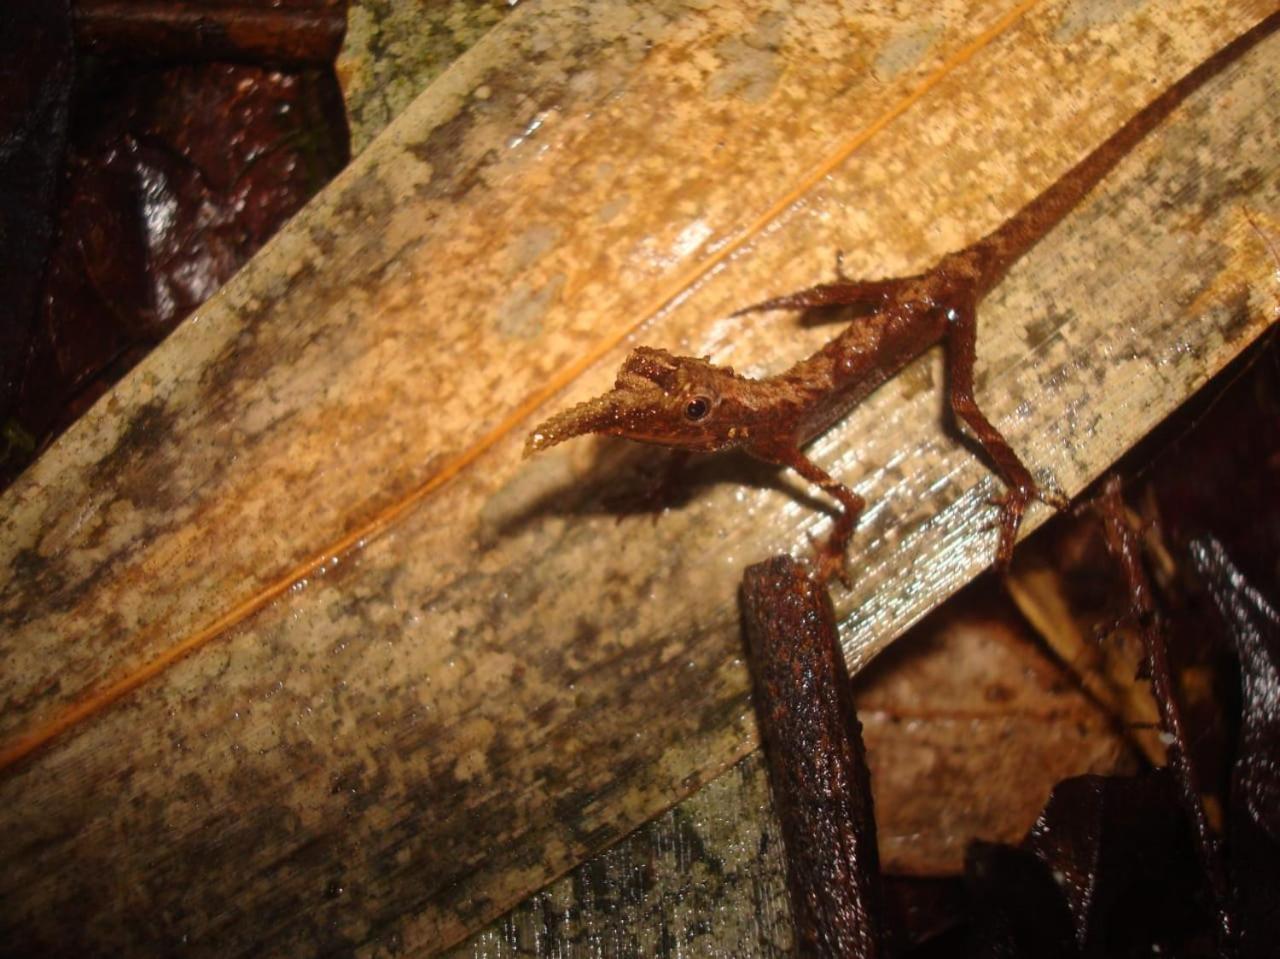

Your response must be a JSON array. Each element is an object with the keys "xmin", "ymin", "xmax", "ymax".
[{"xmin": 525, "ymin": 15, "xmax": 1279, "ymax": 583}]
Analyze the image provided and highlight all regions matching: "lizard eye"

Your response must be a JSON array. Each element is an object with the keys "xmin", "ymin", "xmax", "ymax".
[{"xmin": 684, "ymin": 396, "xmax": 711, "ymax": 421}]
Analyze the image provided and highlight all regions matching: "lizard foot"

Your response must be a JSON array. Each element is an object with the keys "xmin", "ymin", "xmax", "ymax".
[
  {"xmin": 986, "ymin": 475, "xmax": 1069, "ymax": 568},
  {"xmin": 1037, "ymin": 481, "xmax": 1071, "ymax": 512},
  {"xmin": 804, "ymin": 529, "xmax": 852, "ymax": 588},
  {"xmin": 987, "ymin": 485, "xmax": 1032, "ymax": 570}
]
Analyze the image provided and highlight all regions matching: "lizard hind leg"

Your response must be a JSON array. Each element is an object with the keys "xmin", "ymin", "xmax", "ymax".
[{"xmin": 943, "ymin": 301, "xmax": 1065, "ymax": 567}]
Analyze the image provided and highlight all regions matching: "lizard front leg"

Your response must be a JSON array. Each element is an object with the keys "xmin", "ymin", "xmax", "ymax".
[
  {"xmin": 943, "ymin": 300, "xmax": 1065, "ymax": 566},
  {"xmin": 753, "ymin": 444, "xmax": 865, "ymax": 586}
]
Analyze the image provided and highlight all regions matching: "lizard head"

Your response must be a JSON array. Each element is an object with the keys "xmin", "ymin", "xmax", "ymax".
[{"xmin": 525, "ymin": 347, "xmax": 751, "ymax": 456}]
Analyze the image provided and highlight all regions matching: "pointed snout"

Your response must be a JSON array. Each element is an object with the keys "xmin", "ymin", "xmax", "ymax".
[{"xmin": 523, "ymin": 390, "xmax": 627, "ymax": 457}]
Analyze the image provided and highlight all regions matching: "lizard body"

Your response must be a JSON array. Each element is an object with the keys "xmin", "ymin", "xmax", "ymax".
[{"xmin": 526, "ymin": 15, "xmax": 1278, "ymax": 582}]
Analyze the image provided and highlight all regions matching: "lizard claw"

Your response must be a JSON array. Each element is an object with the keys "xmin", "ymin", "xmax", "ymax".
[{"xmin": 985, "ymin": 478, "xmax": 1068, "ymax": 512}]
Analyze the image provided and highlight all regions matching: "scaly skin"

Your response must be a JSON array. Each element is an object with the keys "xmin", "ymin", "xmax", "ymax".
[{"xmin": 526, "ymin": 14, "xmax": 1279, "ymax": 584}]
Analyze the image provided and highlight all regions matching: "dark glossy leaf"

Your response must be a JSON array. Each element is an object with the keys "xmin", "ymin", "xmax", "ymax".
[
  {"xmin": 3, "ymin": 44, "xmax": 348, "ymax": 489},
  {"xmin": 964, "ymin": 841, "xmax": 1075, "ymax": 959},
  {"xmin": 0, "ymin": 0, "xmax": 73, "ymax": 458},
  {"xmin": 1189, "ymin": 537, "xmax": 1280, "ymax": 959}
]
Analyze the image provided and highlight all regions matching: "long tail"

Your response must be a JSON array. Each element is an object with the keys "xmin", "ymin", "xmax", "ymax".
[{"xmin": 969, "ymin": 11, "xmax": 1280, "ymax": 297}]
